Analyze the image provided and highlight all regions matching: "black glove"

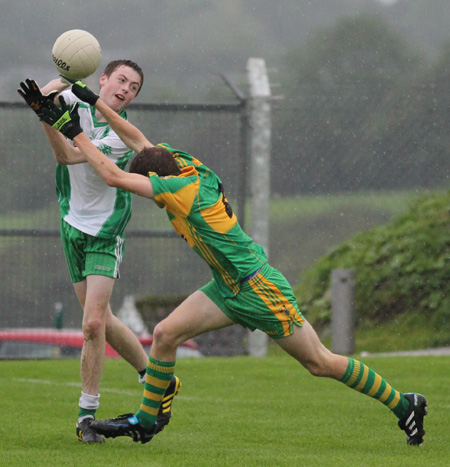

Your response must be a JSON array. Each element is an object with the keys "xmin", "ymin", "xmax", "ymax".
[
  {"xmin": 71, "ymin": 80, "xmax": 99, "ymax": 106},
  {"xmin": 41, "ymin": 96, "xmax": 83, "ymax": 140},
  {"xmin": 17, "ymin": 79, "xmax": 58, "ymax": 119},
  {"xmin": 58, "ymin": 74, "xmax": 77, "ymax": 85},
  {"xmin": 58, "ymin": 75, "xmax": 98, "ymax": 106}
]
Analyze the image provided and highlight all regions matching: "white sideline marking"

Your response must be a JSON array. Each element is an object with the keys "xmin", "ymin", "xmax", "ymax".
[
  {"xmin": 13, "ymin": 378, "xmax": 137, "ymax": 396},
  {"xmin": 12, "ymin": 377, "xmax": 195, "ymax": 400}
]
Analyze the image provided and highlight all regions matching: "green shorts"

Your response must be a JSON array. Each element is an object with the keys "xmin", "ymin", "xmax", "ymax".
[
  {"xmin": 200, "ymin": 264, "xmax": 304, "ymax": 339},
  {"xmin": 60, "ymin": 220, "xmax": 125, "ymax": 283}
]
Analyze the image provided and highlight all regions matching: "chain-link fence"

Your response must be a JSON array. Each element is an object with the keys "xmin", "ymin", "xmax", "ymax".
[
  {"xmin": 271, "ymin": 83, "xmax": 450, "ymax": 195},
  {"xmin": 0, "ymin": 100, "xmax": 246, "ymax": 330},
  {"xmin": 1, "ymin": 82, "xmax": 448, "ymax": 336}
]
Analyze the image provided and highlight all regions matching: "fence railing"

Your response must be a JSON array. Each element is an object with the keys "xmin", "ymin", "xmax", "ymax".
[
  {"xmin": 0, "ymin": 99, "xmax": 248, "ymax": 331},
  {"xmin": 1, "ymin": 80, "xmax": 449, "ymax": 347}
]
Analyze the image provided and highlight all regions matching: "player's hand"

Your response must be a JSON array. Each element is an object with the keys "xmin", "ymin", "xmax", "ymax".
[
  {"xmin": 58, "ymin": 75, "xmax": 98, "ymax": 105},
  {"xmin": 41, "ymin": 96, "xmax": 83, "ymax": 140},
  {"xmin": 17, "ymin": 79, "xmax": 58, "ymax": 119},
  {"xmin": 59, "ymin": 74, "xmax": 77, "ymax": 85},
  {"xmin": 71, "ymin": 80, "xmax": 99, "ymax": 106}
]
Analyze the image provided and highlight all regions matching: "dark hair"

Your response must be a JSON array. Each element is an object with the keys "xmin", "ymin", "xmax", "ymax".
[
  {"xmin": 129, "ymin": 147, "xmax": 182, "ymax": 177},
  {"xmin": 103, "ymin": 59, "xmax": 144, "ymax": 94}
]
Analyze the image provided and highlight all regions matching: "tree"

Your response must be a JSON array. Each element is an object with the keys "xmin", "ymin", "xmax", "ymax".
[
  {"xmin": 274, "ymin": 14, "xmax": 424, "ymax": 195},
  {"xmin": 370, "ymin": 40, "xmax": 450, "ymax": 190}
]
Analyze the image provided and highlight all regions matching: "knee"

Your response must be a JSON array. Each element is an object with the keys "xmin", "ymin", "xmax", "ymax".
[
  {"xmin": 303, "ymin": 350, "xmax": 337, "ymax": 378},
  {"xmin": 82, "ymin": 316, "xmax": 105, "ymax": 340},
  {"xmin": 305, "ymin": 361, "xmax": 330, "ymax": 378},
  {"xmin": 152, "ymin": 321, "xmax": 179, "ymax": 350}
]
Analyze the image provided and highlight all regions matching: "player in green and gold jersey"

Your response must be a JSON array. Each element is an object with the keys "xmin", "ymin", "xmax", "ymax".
[{"xmin": 38, "ymin": 80, "xmax": 427, "ymax": 447}]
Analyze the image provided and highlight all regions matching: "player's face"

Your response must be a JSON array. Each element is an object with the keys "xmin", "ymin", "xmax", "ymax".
[{"xmin": 99, "ymin": 65, "xmax": 142, "ymax": 112}]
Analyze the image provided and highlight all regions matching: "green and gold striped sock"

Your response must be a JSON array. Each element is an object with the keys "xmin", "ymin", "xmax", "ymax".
[
  {"xmin": 340, "ymin": 358, "xmax": 410, "ymax": 419},
  {"xmin": 136, "ymin": 356, "xmax": 175, "ymax": 428}
]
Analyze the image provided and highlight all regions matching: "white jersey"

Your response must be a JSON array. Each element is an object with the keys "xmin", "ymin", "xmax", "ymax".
[{"xmin": 56, "ymin": 90, "xmax": 134, "ymax": 239}]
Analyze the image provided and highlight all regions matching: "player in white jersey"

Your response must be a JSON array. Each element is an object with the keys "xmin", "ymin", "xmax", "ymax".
[
  {"xmin": 19, "ymin": 61, "xmax": 151, "ymax": 444},
  {"xmin": 54, "ymin": 89, "xmax": 134, "ymax": 237}
]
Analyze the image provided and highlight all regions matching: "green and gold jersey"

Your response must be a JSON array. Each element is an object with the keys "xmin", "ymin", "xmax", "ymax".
[{"xmin": 149, "ymin": 143, "xmax": 267, "ymax": 297}]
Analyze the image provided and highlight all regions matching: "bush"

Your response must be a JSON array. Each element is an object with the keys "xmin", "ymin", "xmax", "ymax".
[{"xmin": 295, "ymin": 190, "xmax": 450, "ymax": 346}]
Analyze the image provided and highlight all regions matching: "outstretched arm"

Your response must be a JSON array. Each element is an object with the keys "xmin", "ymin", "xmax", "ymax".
[
  {"xmin": 42, "ymin": 123, "xmax": 87, "ymax": 165},
  {"xmin": 73, "ymin": 132, "xmax": 154, "ymax": 198},
  {"xmin": 96, "ymin": 99, "xmax": 153, "ymax": 153},
  {"xmin": 41, "ymin": 78, "xmax": 87, "ymax": 164},
  {"xmin": 18, "ymin": 78, "xmax": 85, "ymax": 164},
  {"xmin": 41, "ymin": 78, "xmax": 70, "ymax": 103},
  {"xmin": 41, "ymin": 97, "xmax": 154, "ymax": 199},
  {"xmin": 71, "ymin": 81, "xmax": 153, "ymax": 153}
]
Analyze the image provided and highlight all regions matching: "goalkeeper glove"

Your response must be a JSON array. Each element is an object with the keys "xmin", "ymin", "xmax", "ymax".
[
  {"xmin": 59, "ymin": 75, "xmax": 98, "ymax": 105},
  {"xmin": 58, "ymin": 75, "xmax": 77, "ymax": 85},
  {"xmin": 70, "ymin": 79, "xmax": 99, "ymax": 106},
  {"xmin": 41, "ymin": 96, "xmax": 83, "ymax": 140},
  {"xmin": 17, "ymin": 79, "xmax": 58, "ymax": 119}
]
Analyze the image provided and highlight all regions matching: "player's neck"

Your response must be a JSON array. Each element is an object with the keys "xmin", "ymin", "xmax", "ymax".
[{"xmin": 94, "ymin": 109, "xmax": 106, "ymax": 123}]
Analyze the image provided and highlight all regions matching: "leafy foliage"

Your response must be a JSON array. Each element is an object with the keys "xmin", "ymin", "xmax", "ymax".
[{"xmin": 295, "ymin": 190, "xmax": 450, "ymax": 346}]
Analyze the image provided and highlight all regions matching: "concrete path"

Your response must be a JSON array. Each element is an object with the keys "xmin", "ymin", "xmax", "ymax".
[{"xmin": 360, "ymin": 347, "xmax": 450, "ymax": 357}]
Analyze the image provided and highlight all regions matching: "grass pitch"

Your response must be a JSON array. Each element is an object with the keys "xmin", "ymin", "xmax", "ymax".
[{"xmin": 1, "ymin": 354, "xmax": 449, "ymax": 466}]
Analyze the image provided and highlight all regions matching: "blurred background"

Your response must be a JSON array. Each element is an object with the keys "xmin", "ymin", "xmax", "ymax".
[
  {"xmin": 1, "ymin": 0, "xmax": 449, "ymax": 103},
  {"xmin": 1, "ymin": 0, "xmax": 449, "ymax": 354}
]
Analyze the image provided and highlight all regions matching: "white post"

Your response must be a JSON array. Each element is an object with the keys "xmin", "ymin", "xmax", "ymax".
[
  {"xmin": 246, "ymin": 58, "xmax": 271, "ymax": 356},
  {"xmin": 331, "ymin": 269, "xmax": 355, "ymax": 355}
]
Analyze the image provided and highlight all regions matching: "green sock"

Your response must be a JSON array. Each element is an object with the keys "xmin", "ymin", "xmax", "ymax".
[
  {"xmin": 78, "ymin": 408, "xmax": 96, "ymax": 420},
  {"xmin": 340, "ymin": 358, "xmax": 410, "ymax": 419},
  {"xmin": 136, "ymin": 356, "xmax": 175, "ymax": 428}
]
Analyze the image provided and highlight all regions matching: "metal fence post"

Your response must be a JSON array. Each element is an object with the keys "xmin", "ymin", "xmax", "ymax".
[
  {"xmin": 331, "ymin": 269, "xmax": 355, "ymax": 355},
  {"xmin": 246, "ymin": 57, "xmax": 271, "ymax": 357}
]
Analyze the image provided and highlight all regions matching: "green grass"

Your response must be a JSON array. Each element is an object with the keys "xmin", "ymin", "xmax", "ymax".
[
  {"xmin": 1, "ymin": 190, "xmax": 415, "ymax": 231},
  {"xmin": 353, "ymin": 313, "xmax": 450, "ymax": 353},
  {"xmin": 312, "ymin": 312, "xmax": 448, "ymax": 354},
  {"xmin": 266, "ymin": 191, "xmax": 417, "ymax": 283},
  {"xmin": 268, "ymin": 191, "xmax": 415, "ymax": 222},
  {"xmin": 1, "ymin": 355, "xmax": 449, "ymax": 466}
]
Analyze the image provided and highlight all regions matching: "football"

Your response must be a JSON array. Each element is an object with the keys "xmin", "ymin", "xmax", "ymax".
[{"xmin": 52, "ymin": 29, "xmax": 102, "ymax": 80}]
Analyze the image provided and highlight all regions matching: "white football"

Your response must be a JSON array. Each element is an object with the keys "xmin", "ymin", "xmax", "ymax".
[{"xmin": 52, "ymin": 29, "xmax": 102, "ymax": 80}]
